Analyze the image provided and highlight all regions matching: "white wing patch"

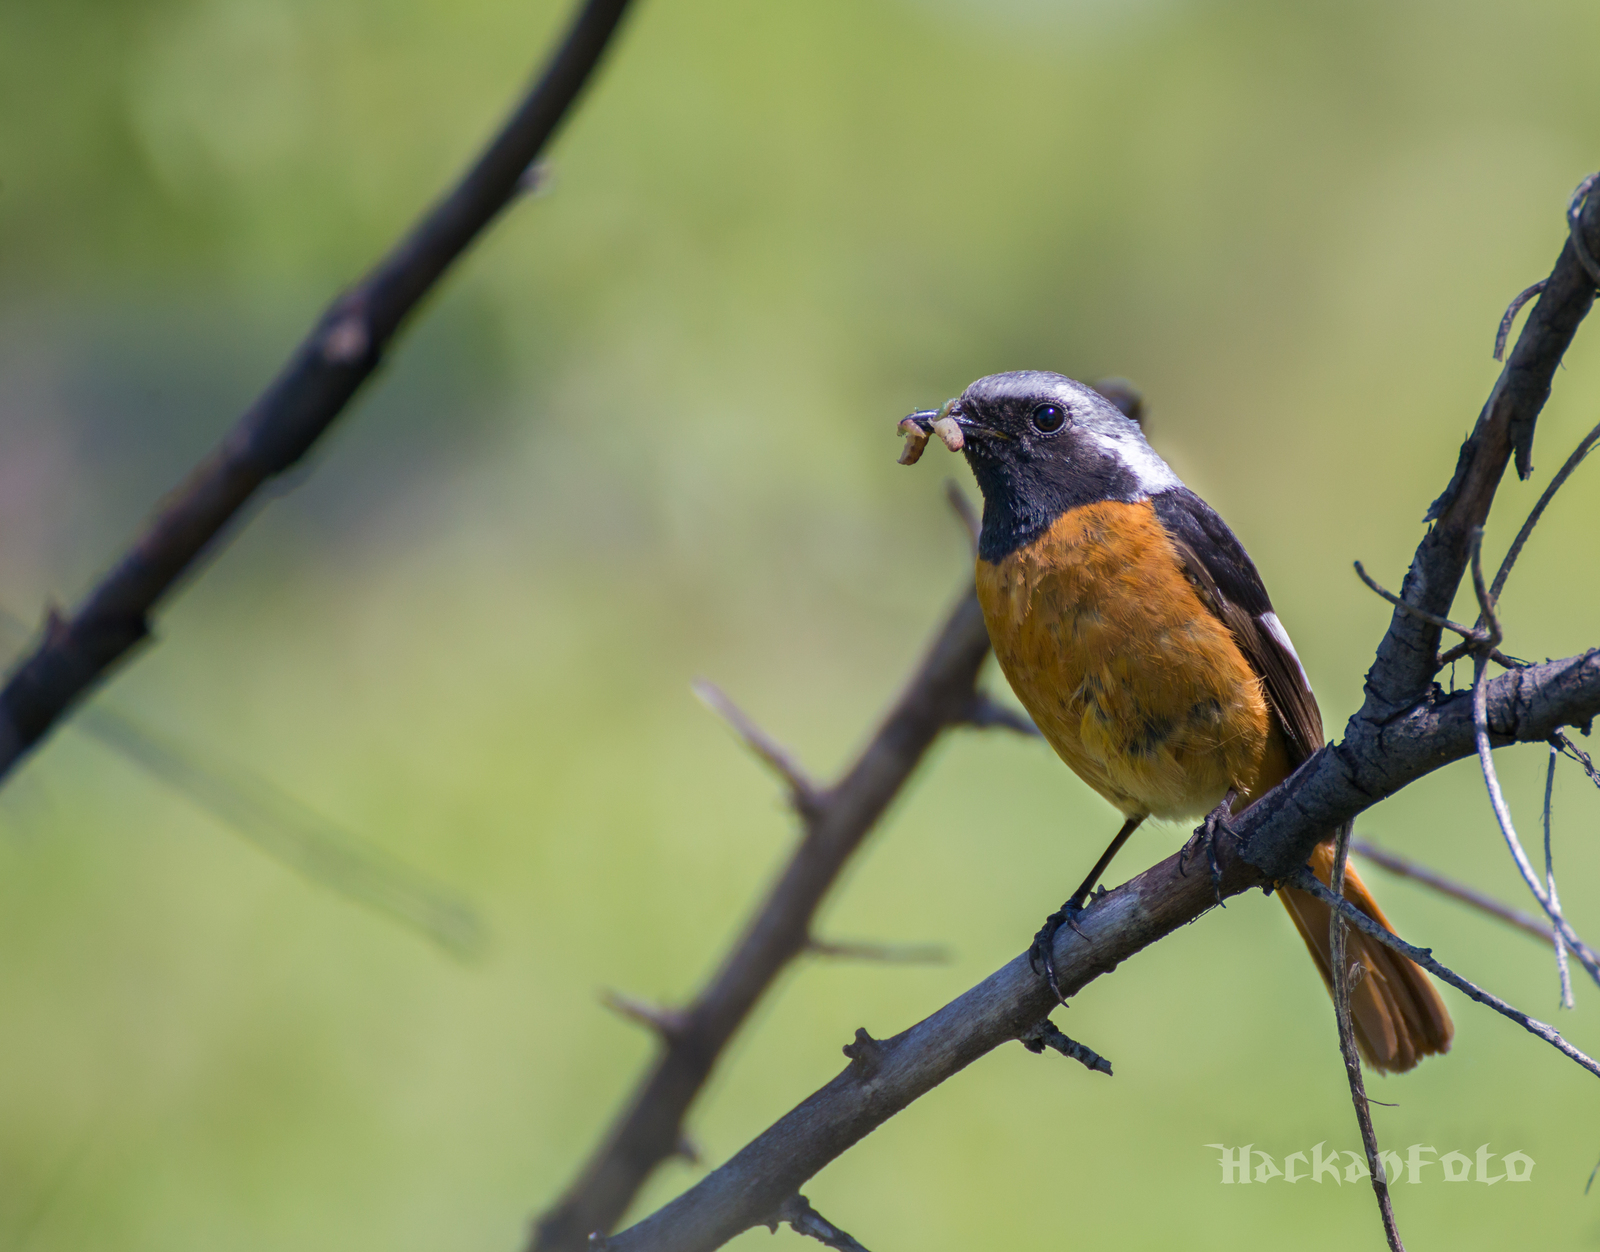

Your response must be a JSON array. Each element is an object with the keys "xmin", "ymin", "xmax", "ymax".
[
  {"xmin": 1082, "ymin": 427, "xmax": 1182, "ymax": 497},
  {"xmin": 1261, "ymin": 611, "xmax": 1313, "ymax": 695}
]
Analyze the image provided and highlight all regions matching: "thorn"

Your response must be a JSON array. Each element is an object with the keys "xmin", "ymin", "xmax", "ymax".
[
  {"xmin": 944, "ymin": 480, "xmax": 980, "ymax": 551},
  {"xmin": 776, "ymin": 1194, "xmax": 873, "ymax": 1252},
  {"xmin": 956, "ymin": 691, "xmax": 1041, "ymax": 737},
  {"xmin": 1494, "ymin": 280, "xmax": 1546, "ymax": 362},
  {"xmin": 691, "ymin": 679, "xmax": 823, "ymax": 819},
  {"xmin": 806, "ymin": 936, "xmax": 951, "ymax": 964},
  {"xmin": 1018, "ymin": 1019, "xmax": 1113, "ymax": 1075},
  {"xmin": 600, "ymin": 989, "xmax": 686, "ymax": 1040},
  {"xmin": 518, "ymin": 160, "xmax": 554, "ymax": 196},
  {"xmin": 841, "ymin": 1027, "xmax": 886, "ymax": 1081},
  {"xmin": 673, "ymin": 1134, "xmax": 701, "ymax": 1166}
]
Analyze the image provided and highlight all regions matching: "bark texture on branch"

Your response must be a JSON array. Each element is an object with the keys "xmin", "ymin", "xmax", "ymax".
[{"xmin": 0, "ymin": 0, "xmax": 635, "ymax": 781}]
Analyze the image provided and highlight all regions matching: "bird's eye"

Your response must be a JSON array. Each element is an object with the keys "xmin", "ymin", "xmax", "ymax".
[{"xmin": 1031, "ymin": 403, "xmax": 1067, "ymax": 433}]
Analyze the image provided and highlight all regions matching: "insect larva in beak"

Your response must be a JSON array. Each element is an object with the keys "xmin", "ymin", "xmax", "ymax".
[
  {"xmin": 930, "ymin": 416, "xmax": 964, "ymax": 452},
  {"xmin": 896, "ymin": 416, "xmax": 931, "ymax": 465}
]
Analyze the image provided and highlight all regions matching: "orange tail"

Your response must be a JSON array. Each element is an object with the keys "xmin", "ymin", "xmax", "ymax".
[{"xmin": 1278, "ymin": 842, "xmax": 1453, "ymax": 1073}]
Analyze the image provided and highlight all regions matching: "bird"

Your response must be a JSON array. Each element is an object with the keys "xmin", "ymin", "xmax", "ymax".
[{"xmin": 902, "ymin": 370, "xmax": 1452, "ymax": 1073}]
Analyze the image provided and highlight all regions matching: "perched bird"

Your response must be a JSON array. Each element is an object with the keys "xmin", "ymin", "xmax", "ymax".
[{"xmin": 904, "ymin": 370, "xmax": 1452, "ymax": 1072}]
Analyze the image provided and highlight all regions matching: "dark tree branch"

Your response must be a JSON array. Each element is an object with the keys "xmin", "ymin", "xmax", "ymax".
[
  {"xmin": 530, "ymin": 580, "xmax": 997, "ymax": 1251},
  {"xmin": 0, "ymin": 0, "xmax": 636, "ymax": 782},
  {"xmin": 600, "ymin": 182, "xmax": 1600, "ymax": 1251},
  {"xmin": 604, "ymin": 652, "xmax": 1600, "ymax": 1252},
  {"xmin": 1361, "ymin": 173, "xmax": 1600, "ymax": 720}
]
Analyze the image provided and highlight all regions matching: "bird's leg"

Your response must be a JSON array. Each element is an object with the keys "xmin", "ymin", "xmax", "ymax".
[
  {"xmin": 1179, "ymin": 788, "xmax": 1238, "ymax": 905},
  {"xmin": 1029, "ymin": 813, "xmax": 1145, "ymax": 1002}
]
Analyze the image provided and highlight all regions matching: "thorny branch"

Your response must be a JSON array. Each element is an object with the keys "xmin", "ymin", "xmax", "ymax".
[
  {"xmin": 530, "ymin": 533, "xmax": 1018, "ymax": 1251},
  {"xmin": 0, "ymin": 0, "xmax": 637, "ymax": 783},
  {"xmin": 597, "ymin": 177, "xmax": 1600, "ymax": 1252}
]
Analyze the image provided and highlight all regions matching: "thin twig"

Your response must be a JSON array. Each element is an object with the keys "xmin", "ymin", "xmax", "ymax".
[
  {"xmin": 77, "ymin": 704, "xmax": 485, "ymax": 956},
  {"xmin": 1329, "ymin": 824, "xmax": 1404, "ymax": 1251},
  {"xmin": 1494, "ymin": 281, "xmax": 1548, "ymax": 361},
  {"xmin": 805, "ymin": 938, "xmax": 951, "ymax": 965},
  {"xmin": 1351, "ymin": 838, "xmax": 1552, "ymax": 945},
  {"xmin": 691, "ymin": 680, "xmax": 823, "ymax": 818},
  {"xmin": 0, "ymin": 608, "xmax": 483, "ymax": 955},
  {"xmin": 531, "ymin": 585, "xmax": 994, "ymax": 1251},
  {"xmin": 600, "ymin": 990, "xmax": 687, "ymax": 1041},
  {"xmin": 1489, "ymin": 416, "xmax": 1600, "ymax": 605},
  {"xmin": 0, "ymin": 0, "xmax": 637, "ymax": 784},
  {"xmin": 1554, "ymin": 731, "xmax": 1600, "ymax": 789},
  {"xmin": 1470, "ymin": 636, "xmax": 1600, "ymax": 990},
  {"xmin": 1288, "ymin": 870, "xmax": 1600, "ymax": 1081},
  {"xmin": 1543, "ymin": 744, "xmax": 1576, "ymax": 1009},
  {"xmin": 1467, "ymin": 527, "xmax": 1502, "ymax": 650},
  {"xmin": 1353, "ymin": 561, "xmax": 1483, "ymax": 640},
  {"xmin": 1352, "ymin": 561, "xmax": 1520, "ymax": 672},
  {"xmin": 956, "ymin": 692, "xmax": 1041, "ymax": 737}
]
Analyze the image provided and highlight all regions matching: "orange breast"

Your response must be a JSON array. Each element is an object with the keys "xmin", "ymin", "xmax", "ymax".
[{"xmin": 975, "ymin": 498, "xmax": 1289, "ymax": 821}]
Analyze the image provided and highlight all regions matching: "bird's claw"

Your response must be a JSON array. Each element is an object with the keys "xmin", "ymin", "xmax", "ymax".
[
  {"xmin": 1028, "ymin": 900, "xmax": 1085, "ymax": 1004},
  {"xmin": 1179, "ymin": 795, "xmax": 1235, "ymax": 907}
]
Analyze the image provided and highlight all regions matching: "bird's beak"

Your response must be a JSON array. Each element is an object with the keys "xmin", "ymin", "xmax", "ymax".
[
  {"xmin": 946, "ymin": 401, "xmax": 1007, "ymax": 443},
  {"xmin": 896, "ymin": 399, "xmax": 1006, "ymax": 466}
]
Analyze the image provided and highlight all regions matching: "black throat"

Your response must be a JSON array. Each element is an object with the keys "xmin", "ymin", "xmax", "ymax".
[{"xmin": 966, "ymin": 436, "xmax": 1145, "ymax": 563}]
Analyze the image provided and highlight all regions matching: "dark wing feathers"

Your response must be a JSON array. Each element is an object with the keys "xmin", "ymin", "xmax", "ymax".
[{"xmin": 1150, "ymin": 487, "xmax": 1323, "ymax": 766}]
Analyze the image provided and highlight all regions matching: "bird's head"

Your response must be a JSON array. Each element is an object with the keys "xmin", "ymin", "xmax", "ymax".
[{"xmin": 902, "ymin": 371, "xmax": 1177, "ymax": 561}]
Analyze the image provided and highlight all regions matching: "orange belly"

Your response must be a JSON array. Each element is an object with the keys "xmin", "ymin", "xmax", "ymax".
[{"xmin": 975, "ymin": 498, "xmax": 1290, "ymax": 820}]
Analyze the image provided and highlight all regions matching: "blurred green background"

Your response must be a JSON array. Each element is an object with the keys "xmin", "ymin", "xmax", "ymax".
[{"xmin": 2, "ymin": 0, "xmax": 1600, "ymax": 1248}]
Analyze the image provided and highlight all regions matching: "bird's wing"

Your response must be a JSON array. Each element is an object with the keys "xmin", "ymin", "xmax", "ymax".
[{"xmin": 1149, "ymin": 486, "xmax": 1324, "ymax": 766}]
